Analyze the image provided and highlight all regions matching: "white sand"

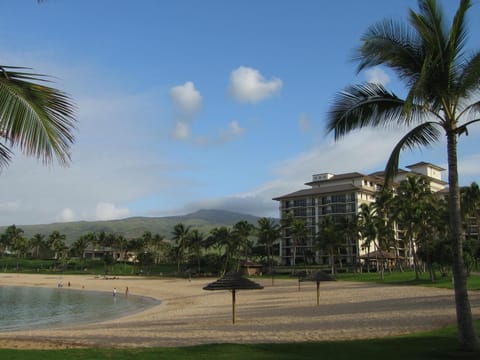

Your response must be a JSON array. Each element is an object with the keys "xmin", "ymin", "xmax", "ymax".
[{"xmin": 0, "ymin": 273, "xmax": 478, "ymax": 349}]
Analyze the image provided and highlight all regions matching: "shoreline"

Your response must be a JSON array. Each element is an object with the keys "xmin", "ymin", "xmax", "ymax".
[{"xmin": 0, "ymin": 273, "xmax": 478, "ymax": 349}]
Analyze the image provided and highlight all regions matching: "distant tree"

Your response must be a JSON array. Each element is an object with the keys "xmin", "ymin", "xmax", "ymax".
[
  {"xmin": 316, "ymin": 216, "xmax": 343, "ymax": 275},
  {"xmin": 256, "ymin": 217, "xmax": 280, "ymax": 274},
  {"xmin": 232, "ymin": 220, "xmax": 255, "ymax": 264},
  {"xmin": 171, "ymin": 223, "xmax": 191, "ymax": 272},
  {"xmin": 29, "ymin": 233, "xmax": 47, "ymax": 259},
  {"xmin": 0, "ymin": 225, "xmax": 24, "ymax": 256},
  {"xmin": 188, "ymin": 229, "xmax": 205, "ymax": 273}
]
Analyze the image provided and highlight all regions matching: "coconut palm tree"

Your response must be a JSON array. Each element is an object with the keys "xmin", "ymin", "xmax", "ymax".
[
  {"xmin": 326, "ymin": 0, "xmax": 480, "ymax": 350},
  {"xmin": 29, "ymin": 233, "xmax": 46, "ymax": 259},
  {"xmin": 316, "ymin": 216, "xmax": 343, "ymax": 275},
  {"xmin": 392, "ymin": 176, "xmax": 433, "ymax": 279},
  {"xmin": 0, "ymin": 65, "xmax": 76, "ymax": 168},
  {"xmin": 188, "ymin": 229, "xmax": 205, "ymax": 273},
  {"xmin": 357, "ymin": 203, "xmax": 378, "ymax": 273},
  {"xmin": 171, "ymin": 223, "xmax": 191, "ymax": 273},
  {"xmin": 232, "ymin": 220, "xmax": 254, "ymax": 265},
  {"xmin": 256, "ymin": 217, "xmax": 280, "ymax": 275}
]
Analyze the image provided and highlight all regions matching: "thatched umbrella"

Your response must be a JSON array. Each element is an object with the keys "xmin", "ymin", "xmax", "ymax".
[
  {"xmin": 300, "ymin": 271, "xmax": 335, "ymax": 305},
  {"xmin": 203, "ymin": 272, "xmax": 264, "ymax": 324}
]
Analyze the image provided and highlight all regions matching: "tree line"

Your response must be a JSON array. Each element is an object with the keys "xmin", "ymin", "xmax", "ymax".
[{"xmin": 0, "ymin": 217, "xmax": 281, "ymax": 276}]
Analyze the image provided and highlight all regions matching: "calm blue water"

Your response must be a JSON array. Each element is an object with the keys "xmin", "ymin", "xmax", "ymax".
[{"xmin": 0, "ymin": 286, "xmax": 160, "ymax": 332}]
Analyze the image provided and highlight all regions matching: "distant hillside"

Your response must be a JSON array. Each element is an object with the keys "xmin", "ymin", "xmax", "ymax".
[{"xmin": 0, "ymin": 209, "xmax": 274, "ymax": 244}]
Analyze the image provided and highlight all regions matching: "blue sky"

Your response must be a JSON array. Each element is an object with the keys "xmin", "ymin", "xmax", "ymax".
[{"xmin": 0, "ymin": 0, "xmax": 479, "ymax": 226}]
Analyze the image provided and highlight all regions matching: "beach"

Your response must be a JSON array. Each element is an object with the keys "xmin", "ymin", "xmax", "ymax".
[{"xmin": 0, "ymin": 273, "xmax": 478, "ymax": 349}]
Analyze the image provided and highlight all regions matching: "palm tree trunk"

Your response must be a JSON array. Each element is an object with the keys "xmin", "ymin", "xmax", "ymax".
[{"xmin": 447, "ymin": 130, "xmax": 480, "ymax": 351}]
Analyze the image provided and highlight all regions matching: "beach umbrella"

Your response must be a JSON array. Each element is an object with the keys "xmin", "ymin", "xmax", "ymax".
[
  {"xmin": 300, "ymin": 271, "xmax": 335, "ymax": 305},
  {"xmin": 203, "ymin": 272, "xmax": 264, "ymax": 324}
]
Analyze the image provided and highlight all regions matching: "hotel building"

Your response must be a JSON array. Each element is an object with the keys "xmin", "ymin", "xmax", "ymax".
[{"xmin": 272, "ymin": 162, "xmax": 447, "ymax": 267}]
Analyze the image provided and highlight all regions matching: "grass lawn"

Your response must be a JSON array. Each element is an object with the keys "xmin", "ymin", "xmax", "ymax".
[
  {"xmin": 1, "ymin": 322, "xmax": 479, "ymax": 359},
  {"xmin": 335, "ymin": 270, "xmax": 480, "ymax": 290}
]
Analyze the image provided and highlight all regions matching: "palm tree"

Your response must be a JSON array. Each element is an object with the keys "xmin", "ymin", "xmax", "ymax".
[
  {"xmin": 171, "ymin": 223, "xmax": 191, "ymax": 273},
  {"xmin": 326, "ymin": 0, "xmax": 480, "ymax": 350},
  {"xmin": 393, "ymin": 176, "xmax": 433, "ymax": 279},
  {"xmin": 188, "ymin": 229, "xmax": 205, "ymax": 274},
  {"xmin": 232, "ymin": 220, "xmax": 254, "ymax": 265},
  {"xmin": 70, "ymin": 235, "xmax": 90, "ymax": 263},
  {"xmin": 316, "ymin": 216, "xmax": 343, "ymax": 275},
  {"xmin": 0, "ymin": 65, "xmax": 76, "ymax": 168},
  {"xmin": 0, "ymin": 225, "xmax": 24, "ymax": 256},
  {"xmin": 281, "ymin": 213, "xmax": 308, "ymax": 266},
  {"xmin": 357, "ymin": 203, "xmax": 378, "ymax": 273},
  {"xmin": 29, "ymin": 233, "xmax": 47, "ymax": 259},
  {"xmin": 256, "ymin": 217, "xmax": 280, "ymax": 275}
]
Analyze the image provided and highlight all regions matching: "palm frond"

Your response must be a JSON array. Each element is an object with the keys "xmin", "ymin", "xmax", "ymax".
[
  {"xmin": 384, "ymin": 121, "xmax": 442, "ymax": 183},
  {"xmin": 356, "ymin": 19, "xmax": 423, "ymax": 82},
  {"xmin": 448, "ymin": 0, "xmax": 471, "ymax": 61},
  {"xmin": 456, "ymin": 52, "xmax": 480, "ymax": 97},
  {"xmin": 326, "ymin": 83, "xmax": 411, "ymax": 139},
  {"xmin": 0, "ymin": 65, "xmax": 76, "ymax": 167}
]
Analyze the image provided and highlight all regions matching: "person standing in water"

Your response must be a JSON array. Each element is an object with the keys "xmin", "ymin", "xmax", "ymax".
[{"xmin": 113, "ymin": 287, "xmax": 117, "ymax": 297}]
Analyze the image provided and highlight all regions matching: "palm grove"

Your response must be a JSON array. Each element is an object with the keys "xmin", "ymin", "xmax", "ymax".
[
  {"xmin": 326, "ymin": 0, "xmax": 480, "ymax": 352},
  {"xmin": 0, "ymin": 218, "xmax": 281, "ymax": 276}
]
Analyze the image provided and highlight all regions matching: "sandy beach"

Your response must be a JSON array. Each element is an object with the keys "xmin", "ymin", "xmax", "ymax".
[{"xmin": 0, "ymin": 273, "xmax": 478, "ymax": 349}]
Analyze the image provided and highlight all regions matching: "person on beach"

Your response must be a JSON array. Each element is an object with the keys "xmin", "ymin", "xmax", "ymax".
[
  {"xmin": 113, "ymin": 287, "xmax": 117, "ymax": 297},
  {"xmin": 125, "ymin": 286, "xmax": 129, "ymax": 297}
]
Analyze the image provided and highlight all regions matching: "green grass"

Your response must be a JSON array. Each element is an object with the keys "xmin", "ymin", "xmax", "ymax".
[
  {"xmin": 1, "ymin": 322, "xmax": 479, "ymax": 359},
  {"xmin": 335, "ymin": 270, "xmax": 480, "ymax": 290}
]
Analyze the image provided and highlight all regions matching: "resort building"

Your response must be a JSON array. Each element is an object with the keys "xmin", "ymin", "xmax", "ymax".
[{"xmin": 273, "ymin": 162, "xmax": 447, "ymax": 267}]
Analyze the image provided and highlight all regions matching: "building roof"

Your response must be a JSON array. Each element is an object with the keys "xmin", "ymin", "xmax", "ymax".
[
  {"xmin": 406, "ymin": 161, "xmax": 446, "ymax": 171},
  {"xmin": 272, "ymin": 183, "xmax": 374, "ymax": 201},
  {"xmin": 304, "ymin": 172, "xmax": 367, "ymax": 186}
]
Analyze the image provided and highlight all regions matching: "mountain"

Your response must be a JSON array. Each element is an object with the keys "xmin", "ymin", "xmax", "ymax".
[{"xmin": 0, "ymin": 209, "xmax": 274, "ymax": 244}]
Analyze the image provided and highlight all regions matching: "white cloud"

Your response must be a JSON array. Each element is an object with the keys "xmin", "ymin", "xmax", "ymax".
[
  {"xmin": 95, "ymin": 202, "xmax": 129, "ymax": 221},
  {"xmin": 170, "ymin": 81, "xmax": 202, "ymax": 141},
  {"xmin": 228, "ymin": 66, "xmax": 282, "ymax": 103},
  {"xmin": 57, "ymin": 208, "xmax": 75, "ymax": 222},
  {"xmin": 365, "ymin": 67, "xmax": 390, "ymax": 86},
  {"xmin": 170, "ymin": 81, "xmax": 202, "ymax": 116},
  {"xmin": 228, "ymin": 120, "xmax": 245, "ymax": 136},
  {"xmin": 171, "ymin": 121, "xmax": 191, "ymax": 140}
]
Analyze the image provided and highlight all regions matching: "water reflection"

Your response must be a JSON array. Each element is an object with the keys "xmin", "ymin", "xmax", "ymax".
[{"xmin": 0, "ymin": 286, "xmax": 159, "ymax": 331}]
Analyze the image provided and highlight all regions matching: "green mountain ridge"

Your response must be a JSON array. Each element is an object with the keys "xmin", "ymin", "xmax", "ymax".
[{"xmin": 0, "ymin": 209, "xmax": 271, "ymax": 244}]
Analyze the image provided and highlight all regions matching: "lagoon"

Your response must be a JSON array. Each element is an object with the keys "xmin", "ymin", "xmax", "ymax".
[{"xmin": 0, "ymin": 285, "xmax": 160, "ymax": 332}]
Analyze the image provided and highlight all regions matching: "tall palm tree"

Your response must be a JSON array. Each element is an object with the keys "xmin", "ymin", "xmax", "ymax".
[
  {"xmin": 0, "ymin": 65, "xmax": 76, "ymax": 168},
  {"xmin": 232, "ymin": 220, "xmax": 254, "ymax": 265},
  {"xmin": 29, "ymin": 233, "xmax": 46, "ymax": 259},
  {"xmin": 188, "ymin": 229, "xmax": 205, "ymax": 273},
  {"xmin": 316, "ymin": 216, "xmax": 343, "ymax": 275},
  {"xmin": 256, "ymin": 217, "xmax": 280, "ymax": 275},
  {"xmin": 327, "ymin": 0, "xmax": 480, "ymax": 350},
  {"xmin": 171, "ymin": 223, "xmax": 191, "ymax": 272},
  {"xmin": 393, "ymin": 176, "xmax": 433, "ymax": 279},
  {"xmin": 357, "ymin": 203, "xmax": 378, "ymax": 273}
]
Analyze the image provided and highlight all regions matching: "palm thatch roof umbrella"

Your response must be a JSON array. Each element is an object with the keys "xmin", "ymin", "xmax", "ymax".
[
  {"xmin": 300, "ymin": 271, "xmax": 335, "ymax": 305},
  {"xmin": 203, "ymin": 272, "xmax": 264, "ymax": 324}
]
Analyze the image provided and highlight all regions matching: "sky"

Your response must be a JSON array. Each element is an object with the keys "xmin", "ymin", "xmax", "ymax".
[{"xmin": 0, "ymin": 0, "xmax": 480, "ymax": 226}]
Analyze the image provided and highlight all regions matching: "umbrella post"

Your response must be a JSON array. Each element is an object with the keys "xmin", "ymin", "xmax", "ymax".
[
  {"xmin": 232, "ymin": 289, "xmax": 236, "ymax": 324},
  {"xmin": 316, "ymin": 281, "xmax": 320, "ymax": 305}
]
